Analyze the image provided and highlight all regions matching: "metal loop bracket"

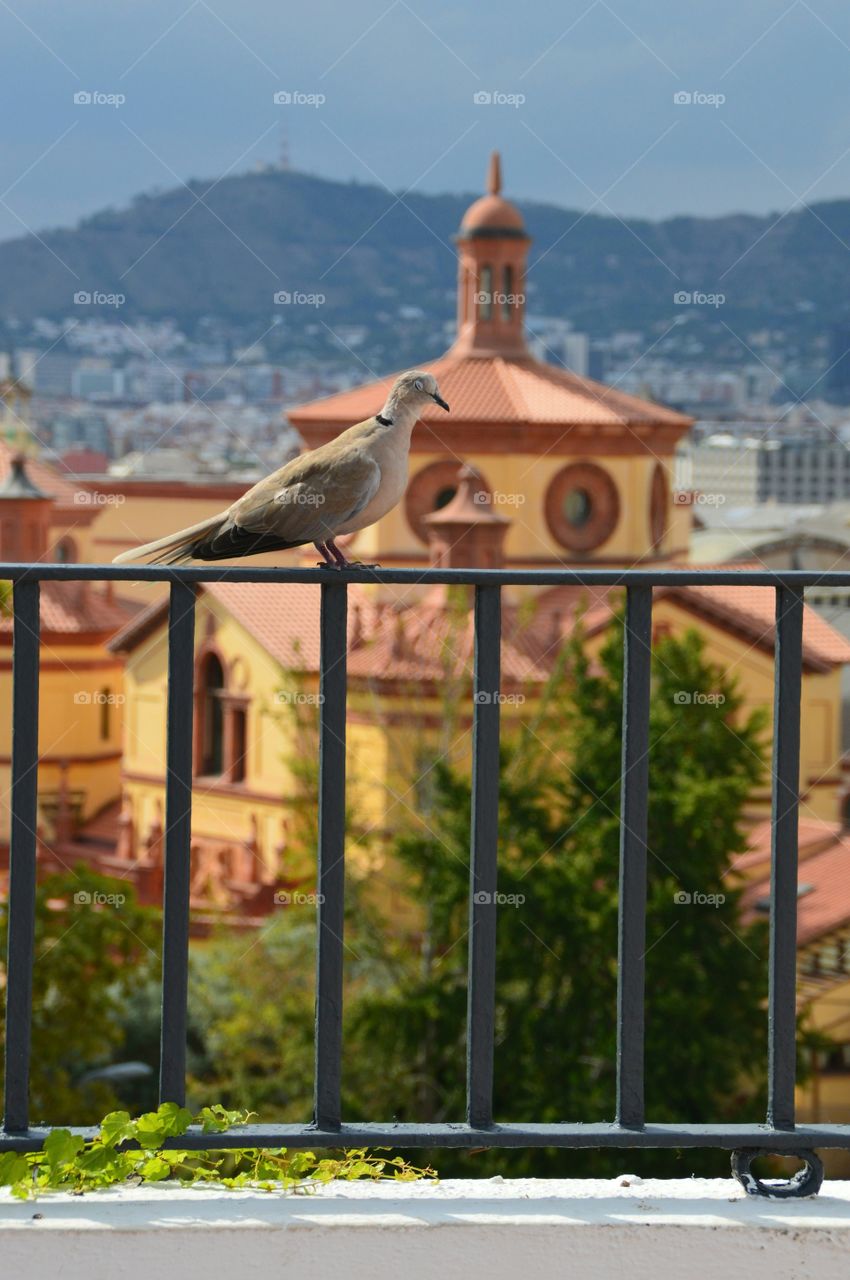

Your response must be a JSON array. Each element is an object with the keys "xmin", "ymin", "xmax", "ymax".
[{"xmin": 732, "ymin": 1148, "xmax": 824, "ymax": 1199}]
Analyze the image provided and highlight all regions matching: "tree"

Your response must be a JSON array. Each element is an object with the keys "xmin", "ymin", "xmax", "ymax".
[
  {"xmin": 0, "ymin": 866, "xmax": 160, "ymax": 1124},
  {"xmin": 347, "ymin": 619, "xmax": 772, "ymax": 1174},
  {"xmin": 177, "ymin": 615, "xmax": 788, "ymax": 1177}
]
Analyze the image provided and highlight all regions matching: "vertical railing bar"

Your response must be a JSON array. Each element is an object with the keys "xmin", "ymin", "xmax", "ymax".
[
  {"xmin": 768, "ymin": 584, "xmax": 804, "ymax": 1130},
  {"xmin": 3, "ymin": 579, "xmax": 41, "ymax": 1134},
  {"xmin": 466, "ymin": 584, "xmax": 502, "ymax": 1129},
  {"xmin": 158, "ymin": 579, "xmax": 196, "ymax": 1105},
  {"xmin": 616, "ymin": 584, "xmax": 653, "ymax": 1129},
  {"xmin": 313, "ymin": 581, "xmax": 348, "ymax": 1130}
]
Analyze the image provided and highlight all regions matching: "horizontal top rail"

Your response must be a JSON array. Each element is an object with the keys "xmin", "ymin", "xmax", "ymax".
[{"xmin": 2, "ymin": 562, "xmax": 850, "ymax": 588}]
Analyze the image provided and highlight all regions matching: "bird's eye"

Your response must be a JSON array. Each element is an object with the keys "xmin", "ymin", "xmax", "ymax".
[{"xmin": 414, "ymin": 378, "xmax": 423, "ymax": 391}]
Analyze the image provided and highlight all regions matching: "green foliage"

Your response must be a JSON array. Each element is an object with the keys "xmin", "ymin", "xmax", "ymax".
[
  {"xmin": 347, "ymin": 619, "xmax": 775, "ymax": 1174},
  {"xmin": 0, "ymin": 866, "xmax": 160, "ymax": 1123},
  {"xmin": 0, "ymin": 1103, "xmax": 432, "ymax": 1199},
  {"xmin": 183, "ymin": 617, "xmax": 783, "ymax": 1177}
]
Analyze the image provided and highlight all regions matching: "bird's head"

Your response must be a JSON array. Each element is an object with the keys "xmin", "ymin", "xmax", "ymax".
[{"xmin": 384, "ymin": 369, "xmax": 450, "ymax": 418}]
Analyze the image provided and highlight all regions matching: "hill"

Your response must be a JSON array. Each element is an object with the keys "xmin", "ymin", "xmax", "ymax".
[{"xmin": 1, "ymin": 168, "xmax": 849, "ymax": 347}]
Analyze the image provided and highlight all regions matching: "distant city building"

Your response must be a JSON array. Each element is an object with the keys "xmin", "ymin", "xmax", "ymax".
[
  {"xmin": 684, "ymin": 432, "xmax": 850, "ymax": 506},
  {"xmin": 18, "ymin": 350, "xmax": 77, "ymax": 397},
  {"xmin": 828, "ymin": 324, "xmax": 850, "ymax": 403},
  {"xmin": 49, "ymin": 408, "xmax": 111, "ymax": 457}
]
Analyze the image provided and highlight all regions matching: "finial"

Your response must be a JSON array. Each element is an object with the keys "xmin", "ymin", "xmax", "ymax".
[{"xmin": 487, "ymin": 150, "xmax": 502, "ymax": 196}]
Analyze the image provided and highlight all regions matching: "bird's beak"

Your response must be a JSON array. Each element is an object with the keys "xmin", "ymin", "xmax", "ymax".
[{"xmin": 432, "ymin": 393, "xmax": 450, "ymax": 412}]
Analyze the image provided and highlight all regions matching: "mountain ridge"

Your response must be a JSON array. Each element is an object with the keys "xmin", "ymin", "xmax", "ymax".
[{"xmin": 2, "ymin": 167, "xmax": 849, "ymax": 344}]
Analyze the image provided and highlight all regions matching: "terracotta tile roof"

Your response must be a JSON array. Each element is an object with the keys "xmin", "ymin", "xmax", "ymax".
[
  {"xmin": 287, "ymin": 353, "xmax": 691, "ymax": 430},
  {"xmin": 345, "ymin": 590, "xmax": 553, "ymax": 686},
  {"xmin": 741, "ymin": 836, "xmax": 850, "ymax": 946},
  {"xmin": 0, "ymin": 582, "xmax": 138, "ymax": 637},
  {"xmin": 657, "ymin": 572, "xmax": 850, "ymax": 671},
  {"xmin": 111, "ymin": 581, "xmax": 557, "ymax": 686},
  {"xmin": 110, "ymin": 569, "xmax": 850, "ymax": 684},
  {"xmin": 731, "ymin": 816, "xmax": 841, "ymax": 876},
  {"xmin": 0, "ymin": 442, "xmax": 83, "ymax": 511}
]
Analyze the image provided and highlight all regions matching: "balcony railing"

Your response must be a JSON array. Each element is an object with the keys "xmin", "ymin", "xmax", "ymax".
[{"xmin": 2, "ymin": 562, "xmax": 850, "ymax": 1199}]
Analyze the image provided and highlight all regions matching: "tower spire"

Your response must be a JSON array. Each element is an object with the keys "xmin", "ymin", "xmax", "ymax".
[
  {"xmin": 487, "ymin": 150, "xmax": 502, "ymax": 195},
  {"xmin": 451, "ymin": 152, "xmax": 531, "ymax": 359}
]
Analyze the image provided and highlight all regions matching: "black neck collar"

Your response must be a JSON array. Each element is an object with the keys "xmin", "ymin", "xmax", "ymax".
[{"xmin": 376, "ymin": 413, "xmax": 393, "ymax": 426}]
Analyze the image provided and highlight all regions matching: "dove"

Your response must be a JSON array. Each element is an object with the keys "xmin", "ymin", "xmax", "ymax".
[{"xmin": 113, "ymin": 369, "xmax": 449, "ymax": 568}]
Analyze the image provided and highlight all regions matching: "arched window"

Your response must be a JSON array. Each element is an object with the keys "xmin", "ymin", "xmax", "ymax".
[
  {"xmin": 99, "ymin": 688, "xmax": 111, "ymax": 741},
  {"xmin": 502, "ymin": 265, "xmax": 514, "ymax": 320},
  {"xmin": 199, "ymin": 653, "xmax": 225, "ymax": 776},
  {"xmin": 55, "ymin": 536, "xmax": 78, "ymax": 563},
  {"xmin": 478, "ymin": 265, "xmax": 493, "ymax": 320},
  {"xmin": 230, "ymin": 707, "xmax": 247, "ymax": 784}
]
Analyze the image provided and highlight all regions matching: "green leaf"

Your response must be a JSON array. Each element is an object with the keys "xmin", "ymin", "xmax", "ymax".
[
  {"xmin": 0, "ymin": 1152, "xmax": 30, "ymax": 1188},
  {"xmin": 44, "ymin": 1129, "xmax": 84, "ymax": 1167},
  {"xmin": 155, "ymin": 1102, "xmax": 194, "ymax": 1137},
  {"xmin": 140, "ymin": 1156, "xmax": 173, "ymax": 1182},
  {"xmin": 134, "ymin": 1103, "xmax": 192, "ymax": 1149},
  {"xmin": 100, "ymin": 1111, "xmax": 134, "ymax": 1148},
  {"xmin": 198, "ymin": 1104, "xmax": 244, "ymax": 1134}
]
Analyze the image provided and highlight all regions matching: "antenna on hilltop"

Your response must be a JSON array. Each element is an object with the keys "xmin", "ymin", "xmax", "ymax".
[{"xmin": 278, "ymin": 122, "xmax": 291, "ymax": 172}]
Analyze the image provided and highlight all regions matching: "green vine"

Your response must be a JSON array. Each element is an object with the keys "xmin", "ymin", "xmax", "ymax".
[{"xmin": 0, "ymin": 1103, "xmax": 435, "ymax": 1199}]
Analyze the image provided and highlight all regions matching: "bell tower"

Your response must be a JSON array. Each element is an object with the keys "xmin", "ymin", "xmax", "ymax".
[
  {"xmin": 451, "ymin": 151, "xmax": 531, "ymax": 359},
  {"xmin": 0, "ymin": 453, "xmax": 53, "ymax": 560}
]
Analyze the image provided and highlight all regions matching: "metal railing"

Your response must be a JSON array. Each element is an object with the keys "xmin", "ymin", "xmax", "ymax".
[{"xmin": 2, "ymin": 563, "xmax": 850, "ymax": 1198}]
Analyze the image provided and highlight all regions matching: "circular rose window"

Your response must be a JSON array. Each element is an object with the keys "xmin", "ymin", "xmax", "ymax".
[
  {"xmin": 405, "ymin": 460, "xmax": 491, "ymax": 544},
  {"xmin": 544, "ymin": 462, "xmax": 620, "ymax": 553}
]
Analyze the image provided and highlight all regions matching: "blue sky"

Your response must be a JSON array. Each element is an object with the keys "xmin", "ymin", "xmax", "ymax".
[{"xmin": 2, "ymin": 0, "xmax": 850, "ymax": 238}]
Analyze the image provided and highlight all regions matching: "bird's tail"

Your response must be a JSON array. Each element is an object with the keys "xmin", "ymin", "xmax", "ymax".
[{"xmin": 112, "ymin": 513, "xmax": 226, "ymax": 566}]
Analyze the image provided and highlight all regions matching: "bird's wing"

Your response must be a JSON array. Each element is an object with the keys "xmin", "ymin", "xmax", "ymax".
[{"xmin": 228, "ymin": 444, "xmax": 381, "ymax": 544}]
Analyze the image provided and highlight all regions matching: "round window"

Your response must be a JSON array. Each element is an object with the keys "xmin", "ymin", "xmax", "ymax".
[
  {"xmin": 563, "ymin": 488, "xmax": 592, "ymax": 528},
  {"xmin": 544, "ymin": 463, "xmax": 619, "ymax": 553},
  {"xmin": 405, "ymin": 462, "xmax": 490, "ymax": 544}
]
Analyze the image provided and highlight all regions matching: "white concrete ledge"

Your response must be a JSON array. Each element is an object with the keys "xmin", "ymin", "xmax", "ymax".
[{"xmin": 4, "ymin": 1177, "xmax": 850, "ymax": 1278}]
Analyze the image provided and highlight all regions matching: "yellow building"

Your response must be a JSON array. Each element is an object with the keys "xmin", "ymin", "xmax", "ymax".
[
  {"xmin": 101, "ymin": 154, "xmax": 850, "ymax": 926},
  {"xmin": 0, "ymin": 453, "xmax": 131, "ymax": 867}
]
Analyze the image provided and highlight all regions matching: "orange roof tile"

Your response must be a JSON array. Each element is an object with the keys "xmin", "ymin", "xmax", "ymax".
[
  {"xmin": 0, "ymin": 442, "xmax": 83, "ymax": 512},
  {"xmin": 287, "ymin": 353, "xmax": 691, "ymax": 431},
  {"xmin": 741, "ymin": 836, "xmax": 850, "ymax": 946},
  {"xmin": 731, "ymin": 816, "xmax": 841, "ymax": 876},
  {"xmin": 0, "ymin": 582, "xmax": 138, "ymax": 637},
  {"xmin": 658, "ymin": 580, "xmax": 850, "ymax": 671}
]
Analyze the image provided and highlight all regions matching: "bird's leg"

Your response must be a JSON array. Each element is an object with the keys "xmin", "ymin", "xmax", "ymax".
[
  {"xmin": 326, "ymin": 538, "xmax": 353, "ymax": 568},
  {"xmin": 314, "ymin": 541, "xmax": 337, "ymax": 567}
]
